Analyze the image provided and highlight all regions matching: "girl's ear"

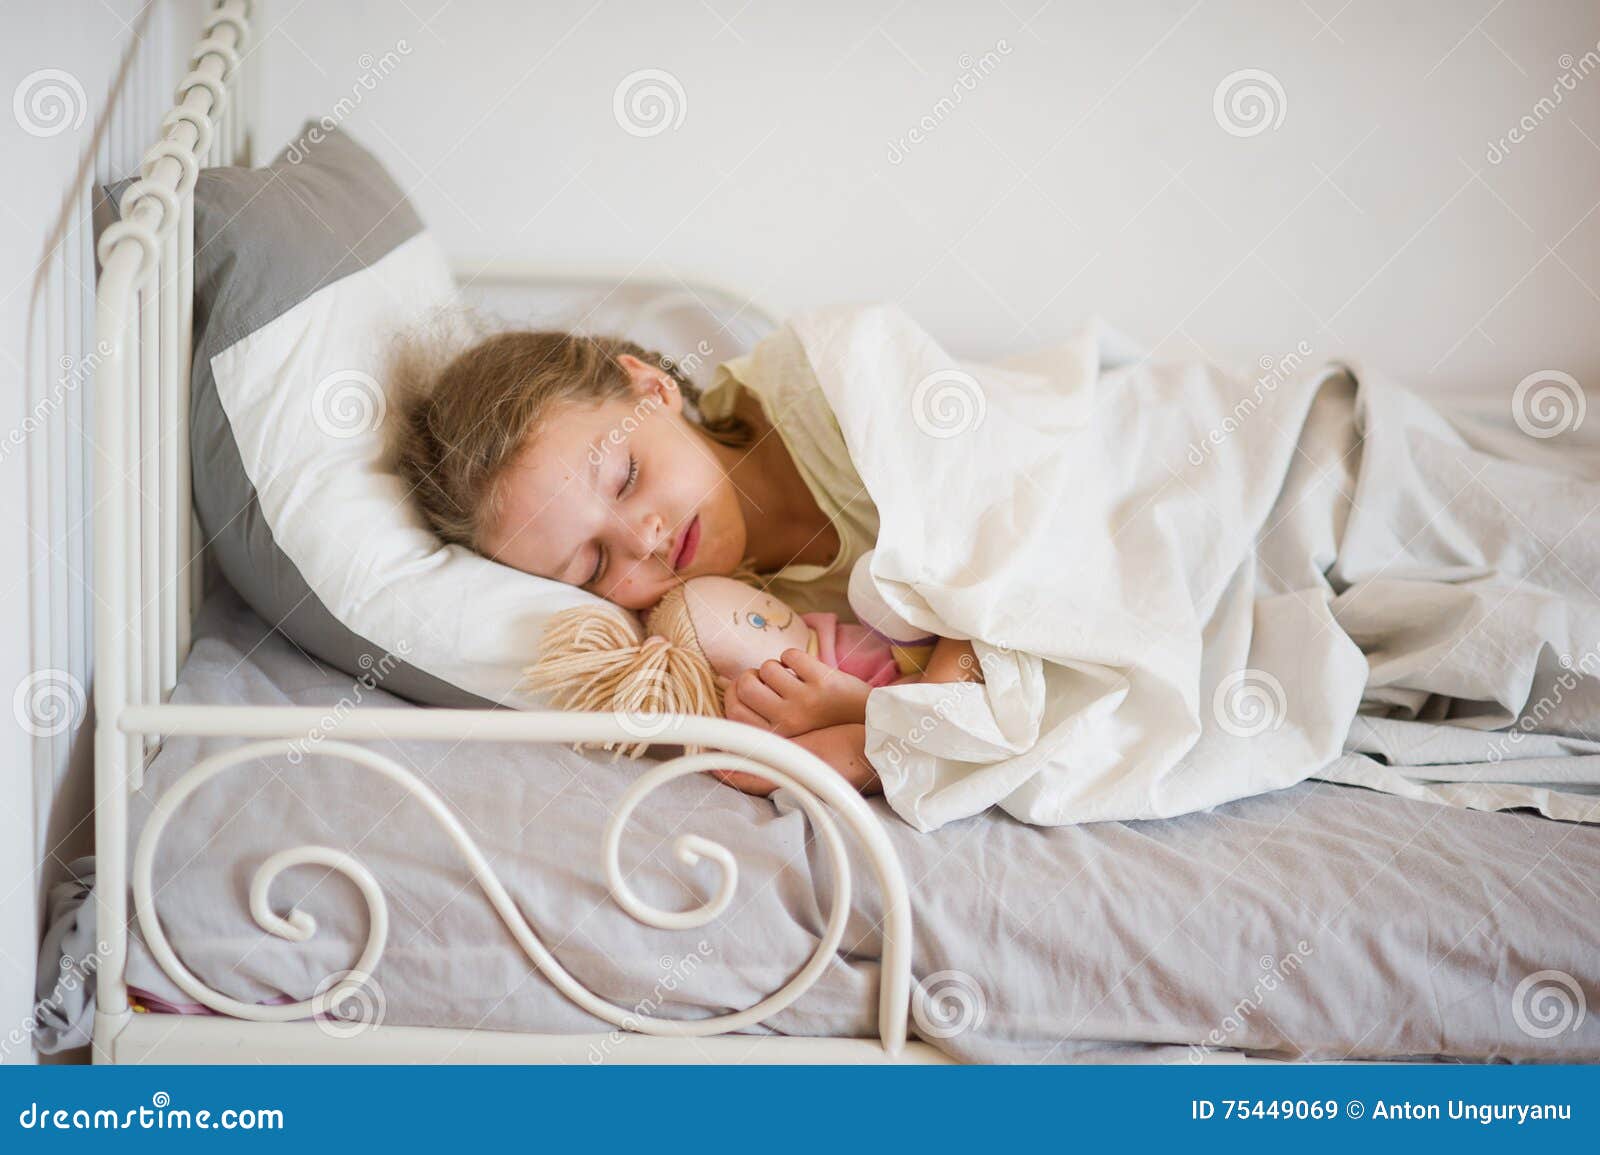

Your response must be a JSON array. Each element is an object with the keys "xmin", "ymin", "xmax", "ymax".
[{"xmin": 617, "ymin": 354, "xmax": 685, "ymax": 415}]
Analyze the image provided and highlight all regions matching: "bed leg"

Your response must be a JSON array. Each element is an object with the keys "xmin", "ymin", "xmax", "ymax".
[{"xmin": 92, "ymin": 1008, "xmax": 131, "ymax": 1064}]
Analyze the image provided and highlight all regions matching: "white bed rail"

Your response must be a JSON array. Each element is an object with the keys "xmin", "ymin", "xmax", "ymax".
[
  {"xmin": 93, "ymin": 0, "xmax": 249, "ymax": 1055},
  {"xmin": 92, "ymin": 0, "xmax": 913, "ymax": 1062}
]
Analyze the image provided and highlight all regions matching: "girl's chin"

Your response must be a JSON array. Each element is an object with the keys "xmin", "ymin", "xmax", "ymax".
[
  {"xmin": 682, "ymin": 522, "xmax": 731, "ymax": 577},
  {"xmin": 702, "ymin": 541, "xmax": 746, "ymax": 578},
  {"xmin": 707, "ymin": 513, "xmax": 748, "ymax": 576}
]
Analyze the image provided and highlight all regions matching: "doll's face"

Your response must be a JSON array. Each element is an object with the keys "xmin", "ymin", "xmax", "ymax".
[{"xmin": 679, "ymin": 576, "xmax": 811, "ymax": 679}]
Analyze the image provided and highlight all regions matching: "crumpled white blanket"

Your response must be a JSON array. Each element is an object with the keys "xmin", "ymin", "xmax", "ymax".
[{"xmin": 787, "ymin": 305, "xmax": 1600, "ymax": 831}]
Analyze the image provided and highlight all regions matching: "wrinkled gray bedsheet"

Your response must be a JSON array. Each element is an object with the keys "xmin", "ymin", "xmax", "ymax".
[{"xmin": 126, "ymin": 586, "xmax": 1600, "ymax": 1062}]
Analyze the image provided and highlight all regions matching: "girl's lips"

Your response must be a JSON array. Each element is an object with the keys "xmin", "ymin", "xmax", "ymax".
[{"xmin": 672, "ymin": 515, "xmax": 701, "ymax": 571}]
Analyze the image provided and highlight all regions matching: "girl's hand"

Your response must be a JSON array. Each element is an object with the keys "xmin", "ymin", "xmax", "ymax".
[
  {"xmin": 709, "ymin": 723, "xmax": 878, "ymax": 797},
  {"xmin": 723, "ymin": 649, "xmax": 872, "ymax": 737}
]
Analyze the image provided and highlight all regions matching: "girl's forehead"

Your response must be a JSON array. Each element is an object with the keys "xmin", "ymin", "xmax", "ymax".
[
  {"xmin": 484, "ymin": 417, "xmax": 622, "ymax": 581},
  {"xmin": 520, "ymin": 402, "xmax": 627, "ymax": 474}
]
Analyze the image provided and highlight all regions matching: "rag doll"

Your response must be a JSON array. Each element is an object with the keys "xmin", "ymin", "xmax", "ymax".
[{"xmin": 525, "ymin": 553, "xmax": 938, "ymax": 757}]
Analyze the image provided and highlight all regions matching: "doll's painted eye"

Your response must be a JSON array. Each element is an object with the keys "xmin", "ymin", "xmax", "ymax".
[{"xmin": 748, "ymin": 612, "xmax": 767, "ymax": 629}]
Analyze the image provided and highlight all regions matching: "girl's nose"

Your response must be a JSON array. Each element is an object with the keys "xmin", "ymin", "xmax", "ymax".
[{"xmin": 637, "ymin": 512, "xmax": 667, "ymax": 557}]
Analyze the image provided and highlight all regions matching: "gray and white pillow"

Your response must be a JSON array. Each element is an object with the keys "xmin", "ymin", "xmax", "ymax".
[{"xmin": 187, "ymin": 126, "xmax": 597, "ymax": 707}]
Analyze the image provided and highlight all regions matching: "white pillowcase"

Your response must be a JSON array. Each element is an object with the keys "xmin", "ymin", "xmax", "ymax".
[{"xmin": 210, "ymin": 232, "xmax": 599, "ymax": 707}]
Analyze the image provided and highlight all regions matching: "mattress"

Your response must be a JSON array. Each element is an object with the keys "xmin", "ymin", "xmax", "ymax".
[{"xmin": 125, "ymin": 584, "xmax": 1600, "ymax": 1062}]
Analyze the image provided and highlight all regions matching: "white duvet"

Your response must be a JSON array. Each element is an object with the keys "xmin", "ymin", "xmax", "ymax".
[{"xmin": 786, "ymin": 306, "xmax": 1600, "ymax": 831}]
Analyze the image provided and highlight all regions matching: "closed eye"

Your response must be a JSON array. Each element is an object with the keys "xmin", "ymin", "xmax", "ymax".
[
  {"xmin": 583, "ymin": 455, "xmax": 639, "ymax": 587},
  {"xmin": 588, "ymin": 457, "xmax": 636, "ymax": 588}
]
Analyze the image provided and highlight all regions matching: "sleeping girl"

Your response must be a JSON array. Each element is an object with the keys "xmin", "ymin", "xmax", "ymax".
[
  {"xmin": 394, "ymin": 327, "xmax": 976, "ymax": 796},
  {"xmin": 397, "ymin": 313, "xmax": 1600, "ymax": 832}
]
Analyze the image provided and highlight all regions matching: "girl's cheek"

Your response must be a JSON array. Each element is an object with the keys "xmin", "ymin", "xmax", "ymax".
[{"xmin": 606, "ymin": 572, "xmax": 642, "ymax": 607}]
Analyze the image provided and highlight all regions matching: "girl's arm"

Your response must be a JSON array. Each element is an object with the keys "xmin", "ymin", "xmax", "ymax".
[
  {"xmin": 716, "ymin": 638, "xmax": 984, "ymax": 798},
  {"xmin": 712, "ymin": 724, "xmax": 878, "ymax": 796},
  {"xmin": 794, "ymin": 724, "xmax": 879, "ymax": 793},
  {"xmin": 922, "ymin": 637, "xmax": 983, "ymax": 684},
  {"xmin": 709, "ymin": 724, "xmax": 878, "ymax": 796}
]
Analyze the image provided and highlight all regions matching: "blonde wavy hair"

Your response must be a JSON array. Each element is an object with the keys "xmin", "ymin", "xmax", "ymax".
[{"xmin": 390, "ymin": 312, "xmax": 751, "ymax": 553}]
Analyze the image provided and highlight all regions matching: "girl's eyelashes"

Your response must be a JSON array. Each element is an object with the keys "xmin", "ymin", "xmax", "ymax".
[
  {"xmin": 584, "ymin": 455, "xmax": 639, "ymax": 587},
  {"xmin": 583, "ymin": 455, "xmax": 639, "ymax": 587}
]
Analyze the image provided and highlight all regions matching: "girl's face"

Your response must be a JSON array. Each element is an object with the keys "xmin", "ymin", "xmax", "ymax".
[{"xmin": 480, "ymin": 356, "xmax": 746, "ymax": 610}]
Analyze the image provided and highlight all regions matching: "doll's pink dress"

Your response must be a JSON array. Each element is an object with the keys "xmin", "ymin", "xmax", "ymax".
[{"xmin": 801, "ymin": 613, "xmax": 903, "ymax": 687}]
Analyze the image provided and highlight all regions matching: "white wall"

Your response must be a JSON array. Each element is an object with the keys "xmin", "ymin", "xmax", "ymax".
[
  {"xmin": 0, "ymin": 0, "xmax": 1595, "ymax": 1064},
  {"xmin": 1, "ymin": 0, "xmax": 202, "ymax": 1063},
  {"xmin": 250, "ymin": 0, "xmax": 1600, "ymax": 392}
]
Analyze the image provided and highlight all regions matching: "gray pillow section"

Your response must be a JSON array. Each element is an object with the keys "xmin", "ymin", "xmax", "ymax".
[{"xmin": 185, "ymin": 125, "xmax": 491, "ymax": 708}]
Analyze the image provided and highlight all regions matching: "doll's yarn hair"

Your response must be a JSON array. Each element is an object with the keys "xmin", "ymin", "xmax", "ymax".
[{"xmin": 523, "ymin": 585, "xmax": 722, "ymax": 757}]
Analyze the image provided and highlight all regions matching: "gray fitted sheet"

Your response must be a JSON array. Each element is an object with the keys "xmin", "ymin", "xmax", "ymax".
[{"xmin": 125, "ymin": 585, "xmax": 1600, "ymax": 1062}]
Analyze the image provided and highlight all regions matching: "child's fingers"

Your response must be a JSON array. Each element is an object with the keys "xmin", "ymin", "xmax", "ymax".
[
  {"xmin": 724, "ymin": 696, "xmax": 771, "ymax": 730},
  {"xmin": 757, "ymin": 658, "xmax": 803, "ymax": 693},
  {"xmin": 779, "ymin": 647, "xmax": 832, "ymax": 682},
  {"xmin": 733, "ymin": 669, "xmax": 786, "ymax": 718}
]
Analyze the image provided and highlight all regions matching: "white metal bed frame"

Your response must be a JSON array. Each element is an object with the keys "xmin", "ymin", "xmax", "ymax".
[{"xmin": 90, "ymin": 0, "xmax": 935, "ymax": 1065}]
